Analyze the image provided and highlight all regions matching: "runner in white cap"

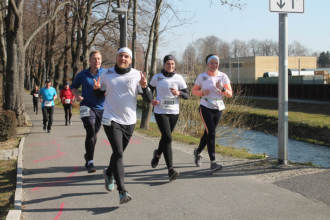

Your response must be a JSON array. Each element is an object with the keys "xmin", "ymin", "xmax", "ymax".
[{"xmin": 94, "ymin": 47, "xmax": 152, "ymax": 204}]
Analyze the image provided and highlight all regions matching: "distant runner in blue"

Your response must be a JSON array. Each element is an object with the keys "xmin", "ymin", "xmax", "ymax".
[
  {"xmin": 71, "ymin": 50, "xmax": 105, "ymax": 173},
  {"xmin": 40, "ymin": 80, "xmax": 57, "ymax": 133}
]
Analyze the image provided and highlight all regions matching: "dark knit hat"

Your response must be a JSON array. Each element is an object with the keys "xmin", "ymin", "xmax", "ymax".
[{"xmin": 163, "ymin": 55, "xmax": 175, "ymax": 64}]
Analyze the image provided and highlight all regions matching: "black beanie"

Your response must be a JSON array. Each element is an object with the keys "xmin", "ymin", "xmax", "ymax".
[{"xmin": 163, "ymin": 55, "xmax": 175, "ymax": 64}]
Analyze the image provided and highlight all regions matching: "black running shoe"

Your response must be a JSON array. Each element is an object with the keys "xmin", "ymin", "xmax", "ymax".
[
  {"xmin": 168, "ymin": 169, "xmax": 179, "ymax": 182},
  {"xmin": 86, "ymin": 163, "xmax": 96, "ymax": 173},
  {"xmin": 151, "ymin": 149, "xmax": 160, "ymax": 168},
  {"xmin": 210, "ymin": 162, "xmax": 223, "ymax": 172},
  {"xmin": 194, "ymin": 148, "xmax": 202, "ymax": 167}
]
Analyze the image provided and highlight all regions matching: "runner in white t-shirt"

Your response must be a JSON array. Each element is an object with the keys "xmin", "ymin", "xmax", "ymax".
[
  {"xmin": 149, "ymin": 55, "xmax": 188, "ymax": 181},
  {"xmin": 94, "ymin": 47, "xmax": 152, "ymax": 204},
  {"xmin": 191, "ymin": 54, "xmax": 233, "ymax": 172}
]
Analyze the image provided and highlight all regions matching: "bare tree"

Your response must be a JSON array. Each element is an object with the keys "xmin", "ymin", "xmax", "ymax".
[
  {"xmin": 140, "ymin": 0, "xmax": 162, "ymax": 129},
  {"xmin": 131, "ymin": 0, "xmax": 138, "ymax": 67},
  {"xmin": 231, "ymin": 39, "xmax": 249, "ymax": 57},
  {"xmin": 3, "ymin": 0, "xmax": 70, "ymax": 125},
  {"xmin": 218, "ymin": 40, "xmax": 231, "ymax": 58},
  {"xmin": 288, "ymin": 41, "xmax": 309, "ymax": 56},
  {"xmin": 259, "ymin": 39, "xmax": 277, "ymax": 56},
  {"xmin": 248, "ymin": 39, "xmax": 260, "ymax": 56},
  {"xmin": 216, "ymin": 0, "xmax": 245, "ymax": 8},
  {"xmin": 0, "ymin": 0, "xmax": 7, "ymax": 109}
]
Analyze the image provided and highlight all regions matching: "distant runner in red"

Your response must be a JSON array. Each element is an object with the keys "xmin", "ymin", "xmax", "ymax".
[{"xmin": 60, "ymin": 82, "xmax": 75, "ymax": 126}]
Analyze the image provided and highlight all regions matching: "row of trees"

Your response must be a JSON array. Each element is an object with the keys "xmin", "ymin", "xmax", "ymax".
[
  {"xmin": 0, "ymin": 0, "xmax": 243, "ymax": 128},
  {"xmin": 177, "ymin": 35, "xmax": 316, "ymax": 82},
  {"xmin": 0, "ymin": 0, "xmax": 189, "ymax": 126},
  {"xmin": 1, "ymin": 0, "xmax": 324, "ymax": 129},
  {"xmin": 181, "ymin": 36, "xmax": 313, "ymax": 64}
]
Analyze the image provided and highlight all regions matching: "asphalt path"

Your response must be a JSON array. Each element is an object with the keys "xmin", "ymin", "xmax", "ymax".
[{"xmin": 21, "ymin": 91, "xmax": 330, "ymax": 220}]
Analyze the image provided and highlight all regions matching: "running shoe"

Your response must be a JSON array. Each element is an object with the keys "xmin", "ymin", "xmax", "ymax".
[
  {"xmin": 210, "ymin": 162, "xmax": 223, "ymax": 172},
  {"xmin": 151, "ymin": 149, "xmax": 160, "ymax": 168},
  {"xmin": 47, "ymin": 129, "xmax": 51, "ymax": 133},
  {"xmin": 119, "ymin": 191, "xmax": 132, "ymax": 204},
  {"xmin": 103, "ymin": 169, "xmax": 115, "ymax": 192},
  {"xmin": 86, "ymin": 163, "xmax": 96, "ymax": 173},
  {"xmin": 168, "ymin": 169, "xmax": 179, "ymax": 182},
  {"xmin": 194, "ymin": 148, "xmax": 202, "ymax": 167}
]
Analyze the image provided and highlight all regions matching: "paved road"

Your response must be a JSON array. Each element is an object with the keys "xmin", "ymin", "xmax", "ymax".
[{"xmin": 22, "ymin": 92, "xmax": 330, "ymax": 220}]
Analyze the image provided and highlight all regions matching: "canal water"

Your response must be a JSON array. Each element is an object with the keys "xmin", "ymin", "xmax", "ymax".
[
  {"xmin": 137, "ymin": 110, "xmax": 330, "ymax": 168},
  {"xmin": 216, "ymin": 127, "xmax": 330, "ymax": 168}
]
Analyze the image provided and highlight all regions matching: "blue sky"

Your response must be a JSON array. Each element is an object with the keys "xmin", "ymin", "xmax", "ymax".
[{"xmin": 158, "ymin": 0, "xmax": 330, "ymax": 58}]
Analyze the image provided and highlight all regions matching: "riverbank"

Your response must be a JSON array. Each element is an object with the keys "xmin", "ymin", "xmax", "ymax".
[
  {"xmin": 138, "ymin": 96, "xmax": 330, "ymax": 147},
  {"xmin": 224, "ymin": 97, "xmax": 330, "ymax": 146}
]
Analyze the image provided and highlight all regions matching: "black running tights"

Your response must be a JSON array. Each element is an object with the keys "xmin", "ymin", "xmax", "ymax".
[{"xmin": 154, "ymin": 113, "xmax": 179, "ymax": 170}]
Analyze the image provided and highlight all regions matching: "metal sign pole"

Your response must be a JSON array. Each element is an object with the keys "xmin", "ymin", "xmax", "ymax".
[{"xmin": 278, "ymin": 13, "xmax": 288, "ymax": 165}]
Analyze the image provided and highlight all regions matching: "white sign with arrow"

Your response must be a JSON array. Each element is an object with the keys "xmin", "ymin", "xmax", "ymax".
[{"xmin": 269, "ymin": 0, "xmax": 304, "ymax": 13}]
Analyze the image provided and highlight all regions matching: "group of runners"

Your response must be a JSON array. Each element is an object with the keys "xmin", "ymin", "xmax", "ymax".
[{"xmin": 31, "ymin": 47, "xmax": 232, "ymax": 204}]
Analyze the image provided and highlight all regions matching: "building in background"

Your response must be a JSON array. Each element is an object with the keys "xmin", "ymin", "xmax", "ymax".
[{"xmin": 220, "ymin": 56, "xmax": 317, "ymax": 84}]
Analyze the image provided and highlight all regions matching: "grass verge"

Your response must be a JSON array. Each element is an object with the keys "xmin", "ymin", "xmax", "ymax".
[
  {"xmin": 0, "ymin": 160, "xmax": 16, "ymax": 219},
  {"xmin": 0, "ymin": 137, "xmax": 20, "ymax": 219}
]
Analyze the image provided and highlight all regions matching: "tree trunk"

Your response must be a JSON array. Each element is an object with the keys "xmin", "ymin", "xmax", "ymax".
[
  {"xmin": 131, "ymin": 0, "xmax": 137, "ymax": 68},
  {"xmin": 17, "ymin": 18, "xmax": 26, "ymax": 125},
  {"xmin": 0, "ymin": 1, "xmax": 6, "ymax": 110},
  {"xmin": 62, "ymin": 4, "xmax": 70, "ymax": 84},
  {"xmin": 82, "ymin": 0, "xmax": 93, "ymax": 69},
  {"xmin": 0, "ymin": 1, "xmax": 7, "ymax": 75},
  {"xmin": 54, "ymin": 56, "xmax": 64, "ymax": 91},
  {"xmin": 140, "ymin": 0, "xmax": 162, "ymax": 129},
  {"xmin": 4, "ymin": 0, "xmax": 20, "ymax": 118},
  {"xmin": 71, "ymin": 9, "xmax": 82, "ymax": 80}
]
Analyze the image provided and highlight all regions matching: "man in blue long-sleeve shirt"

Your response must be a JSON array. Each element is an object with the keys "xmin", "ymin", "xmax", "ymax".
[{"xmin": 71, "ymin": 50, "xmax": 105, "ymax": 173}]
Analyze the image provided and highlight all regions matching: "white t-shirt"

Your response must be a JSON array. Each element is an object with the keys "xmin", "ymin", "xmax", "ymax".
[
  {"xmin": 149, "ymin": 73, "xmax": 187, "ymax": 114},
  {"xmin": 100, "ymin": 67, "xmax": 142, "ymax": 125},
  {"xmin": 194, "ymin": 71, "xmax": 230, "ymax": 110}
]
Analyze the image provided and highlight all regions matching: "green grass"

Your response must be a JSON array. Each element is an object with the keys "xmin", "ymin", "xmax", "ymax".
[
  {"xmin": 230, "ymin": 104, "xmax": 330, "ymax": 128},
  {"xmin": 135, "ymin": 120, "xmax": 265, "ymax": 160},
  {"xmin": 0, "ymin": 160, "xmax": 16, "ymax": 219}
]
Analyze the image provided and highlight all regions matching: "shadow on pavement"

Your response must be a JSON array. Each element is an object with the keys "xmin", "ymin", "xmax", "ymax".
[
  {"xmin": 22, "ymin": 192, "xmax": 107, "ymax": 205},
  {"xmin": 22, "ymin": 206, "xmax": 119, "ymax": 215},
  {"xmin": 123, "ymin": 159, "xmax": 324, "ymax": 184}
]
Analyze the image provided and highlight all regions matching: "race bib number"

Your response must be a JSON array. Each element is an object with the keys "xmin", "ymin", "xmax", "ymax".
[
  {"xmin": 33, "ymin": 93, "xmax": 39, "ymax": 98},
  {"xmin": 44, "ymin": 100, "xmax": 52, "ymax": 107},
  {"xmin": 102, "ymin": 117, "xmax": 111, "ymax": 126},
  {"xmin": 65, "ymin": 99, "xmax": 71, "ymax": 104},
  {"xmin": 160, "ymin": 98, "xmax": 177, "ymax": 110},
  {"xmin": 205, "ymin": 98, "xmax": 225, "ymax": 110},
  {"xmin": 80, "ymin": 106, "xmax": 90, "ymax": 118}
]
